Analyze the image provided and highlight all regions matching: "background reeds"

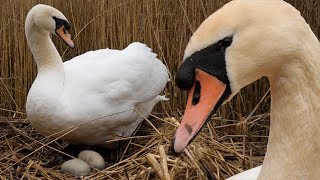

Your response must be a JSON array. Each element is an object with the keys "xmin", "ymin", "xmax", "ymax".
[
  {"xmin": 0, "ymin": 0, "xmax": 319, "ymax": 117},
  {"xmin": 0, "ymin": 0, "xmax": 319, "ymax": 179}
]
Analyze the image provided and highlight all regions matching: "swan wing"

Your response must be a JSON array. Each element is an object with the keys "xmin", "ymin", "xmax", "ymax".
[{"xmin": 63, "ymin": 42, "xmax": 168, "ymax": 105}]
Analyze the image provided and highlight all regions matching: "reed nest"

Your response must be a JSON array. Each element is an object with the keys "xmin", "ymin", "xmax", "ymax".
[
  {"xmin": 0, "ymin": 111, "xmax": 269, "ymax": 180},
  {"xmin": 0, "ymin": 0, "xmax": 319, "ymax": 179}
]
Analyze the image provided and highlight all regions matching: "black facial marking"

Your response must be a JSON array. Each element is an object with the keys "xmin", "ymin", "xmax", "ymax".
[
  {"xmin": 52, "ymin": 16, "xmax": 71, "ymax": 30},
  {"xmin": 175, "ymin": 59, "xmax": 195, "ymax": 90},
  {"xmin": 176, "ymin": 36, "xmax": 233, "ymax": 90}
]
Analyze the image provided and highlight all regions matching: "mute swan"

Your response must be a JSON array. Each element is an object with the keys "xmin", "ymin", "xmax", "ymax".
[
  {"xmin": 173, "ymin": 0, "xmax": 320, "ymax": 179},
  {"xmin": 25, "ymin": 4, "xmax": 169, "ymax": 147}
]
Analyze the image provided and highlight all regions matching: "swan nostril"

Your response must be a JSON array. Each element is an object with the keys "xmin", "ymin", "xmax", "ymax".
[{"xmin": 192, "ymin": 81, "xmax": 201, "ymax": 105}]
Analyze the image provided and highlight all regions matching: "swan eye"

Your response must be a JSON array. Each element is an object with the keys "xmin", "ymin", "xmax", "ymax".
[
  {"xmin": 217, "ymin": 36, "xmax": 233, "ymax": 51},
  {"xmin": 221, "ymin": 37, "xmax": 232, "ymax": 47},
  {"xmin": 52, "ymin": 16, "xmax": 71, "ymax": 30}
]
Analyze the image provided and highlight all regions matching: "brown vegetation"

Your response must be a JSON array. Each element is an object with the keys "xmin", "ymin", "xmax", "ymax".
[{"xmin": 0, "ymin": 0, "xmax": 319, "ymax": 179}]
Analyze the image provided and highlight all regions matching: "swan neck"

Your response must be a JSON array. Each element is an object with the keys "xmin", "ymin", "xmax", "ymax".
[
  {"xmin": 25, "ymin": 16, "xmax": 63, "ymax": 74},
  {"xmin": 25, "ymin": 13, "xmax": 65, "ymax": 107},
  {"xmin": 259, "ymin": 39, "xmax": 320, "ymax": 179}
]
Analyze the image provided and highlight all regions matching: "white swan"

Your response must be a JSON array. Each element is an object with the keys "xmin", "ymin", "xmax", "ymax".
[
  {"xmin": 25, "ymin": 4, "xmax": 169, "ymax": 147},
  {"xmin": 173, "ymin": 0, "xmax": 320, "ymax": 179}
]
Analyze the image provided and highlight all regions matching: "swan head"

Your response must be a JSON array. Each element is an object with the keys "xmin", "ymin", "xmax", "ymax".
[
  {"xmin": 173, "ymin": 0, "xmax": 310, "ymax": 153},
  {"xmin": 26, "ymin": 4, "xmax": 74, "ymax": 48}
]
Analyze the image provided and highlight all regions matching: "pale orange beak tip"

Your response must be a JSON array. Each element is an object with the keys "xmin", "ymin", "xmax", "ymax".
[
  {"xmin": 56, "ymin": 26, "xmax": 75, "ymax": 48},
  {"xmin": 173, "ymin": 69, "xmax": 227, "ymax": 153},
  {"xmin": 173, "ymin": 125, "xmax": 194, "ymax": 153}
]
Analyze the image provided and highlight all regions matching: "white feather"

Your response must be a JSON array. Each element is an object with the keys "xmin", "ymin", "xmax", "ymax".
[
  {"xmin": 25, "ymin": 5, "xmax": 169, "ymax": 146},
  {"xmin": 226, "ymin": 166, "xmax": 261, "ymax": 180}
]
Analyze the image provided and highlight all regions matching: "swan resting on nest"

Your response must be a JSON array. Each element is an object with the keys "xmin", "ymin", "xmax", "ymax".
[{"xmin": 25, "ymin": 4, "xmax": 169, "ymax": 149}]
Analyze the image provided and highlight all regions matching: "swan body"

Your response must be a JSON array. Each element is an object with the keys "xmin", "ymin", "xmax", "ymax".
[
  {"xmin": 173, "ymin": 0, "xmax": 320, "ymax": 179},
  {"xmin": 227, "ymin": 166, "xmax": 261, "ymax": 180},
  {"xmin": 25, "ymin": 4, "xmax": 169, "ymax": 146}
]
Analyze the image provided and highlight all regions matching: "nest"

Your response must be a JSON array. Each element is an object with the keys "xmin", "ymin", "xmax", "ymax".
[{"xmin": 0, "ymin": 112, "xmax": 269, "ymax": 180}]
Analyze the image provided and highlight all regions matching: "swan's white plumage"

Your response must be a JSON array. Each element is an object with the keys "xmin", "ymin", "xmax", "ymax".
[
  {"xmin": 226, "ymin": 166, "xmax": 261, "ymax": 180},
  {"xmin": 180, "ymin": 0, "xmax": 320, "ymax": 179},
  {"xmin": 63, "ymin": 43, "xmax": 168, "ymax": 104},
  {"xmin": 25, "ymin": 4, "xmax": 169, "ymax": 146}
]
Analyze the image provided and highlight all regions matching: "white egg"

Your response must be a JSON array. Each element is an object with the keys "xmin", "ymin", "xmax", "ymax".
[
  {"xmin": 78, "ymin": 150, "xmax": 105, "ymax": 170},
  {"xmin": 61, "ymin": 158, "xmax": 90, "ymax": 176}
]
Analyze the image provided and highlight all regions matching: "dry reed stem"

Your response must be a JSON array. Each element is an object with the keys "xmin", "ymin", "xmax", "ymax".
[
  {"xmin": 1, "ymin": 108, "xmax": 135, "ymax": 164},
  {"xmin": 242, "ymin": 89, "xmax": 270, "ymax": 124},
  {"xmin": 146, "ymin": 153, "xmax": 164, "ymax": 179},
  {"xmin": 153, "ymin": 155, "xmax": 187, "ymax": 167},
  {"xmin": 1, "ymin": 0, "xmax": 317, "ymax": 179},
  {"xmin": 1, "ymin": 126, "xmax": 78, "ymax": 173},
  {"xmin": 159, "ymin": 145, "xmax": 170, "ymax": 180},
  {"xmin": 169, "ymin": 158, "xmax": 178, "ymax": 180}
]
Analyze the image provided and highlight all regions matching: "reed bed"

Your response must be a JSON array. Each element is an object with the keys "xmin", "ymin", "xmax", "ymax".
[
  {"xmin": 0, "ymin": 0, "xmax": 319, "ymax": 116},
  {"xmin": 0, "ymin": 0, "xmax": 319, "ymax": 179}
]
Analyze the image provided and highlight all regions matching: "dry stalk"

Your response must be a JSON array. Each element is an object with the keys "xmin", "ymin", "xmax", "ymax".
[
  {"xmin": 153, "ymin": 155, "xmax": 187, "ymax": 167},
  {"xmin": 159, "ymin": 145, "xmax": 170, "ymax": 180},
  {"xmin": 146, "ymin": 153, "xmax": 164, "ymax": 179}
]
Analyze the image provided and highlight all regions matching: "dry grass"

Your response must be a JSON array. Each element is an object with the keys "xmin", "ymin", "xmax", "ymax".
[
  {"xmin": 0, "ymin": 0, "xmax": 319, "ymax": 179},
  {"xmin": 0, "ymin": 0, "xmax": 319, "ymax": 116},
  {"xmin": 0, "ymin": 113, "xmax": 269, "ymax": 179}
]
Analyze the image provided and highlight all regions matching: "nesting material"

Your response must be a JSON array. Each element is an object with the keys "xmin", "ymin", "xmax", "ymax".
[
  {"xmin": 146, "ymin": 153, "xmax": 164, "ymax": 179},
  {"xmin": 159, "ymin": 145, "xmax": 170, "ymax": 180},
  {"xmin": 61, "ymin": 158, "xmax": 90, "ymax": 176},
  {"xmin": 0, "ymin": 114, "xmax": 268, "ymax": 179},
  {"xmin": 78, "ymin": 150, "xmax": 105, "ymax": 170}
]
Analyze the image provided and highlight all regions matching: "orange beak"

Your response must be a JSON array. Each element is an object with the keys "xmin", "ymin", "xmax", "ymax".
[
  {"xmin": 173, "ymin": 69, "xmax": 226, "ymax": 153},
  {"xmin": 55, "ymin": 26, "xmax": 75, "ymax": 48}
]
